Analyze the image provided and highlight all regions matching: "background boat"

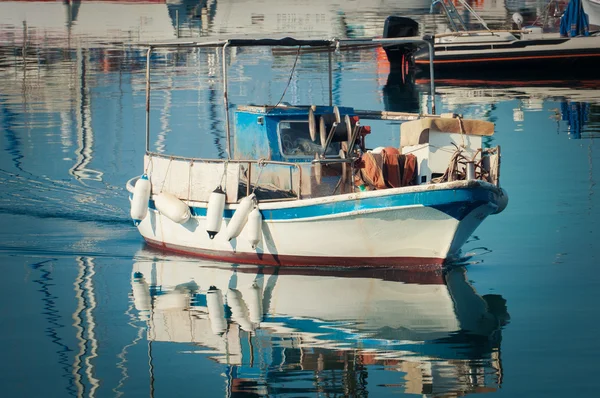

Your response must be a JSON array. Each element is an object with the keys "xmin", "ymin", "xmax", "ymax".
[{"xmin": 383, "ymin": 0, "xmax": 600, "ymax": 79}]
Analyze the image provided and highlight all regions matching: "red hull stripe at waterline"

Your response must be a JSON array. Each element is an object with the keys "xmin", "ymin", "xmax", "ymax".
[{"xmin": 144, "ymin": 238, "xmax": 445, "ymax": 270}]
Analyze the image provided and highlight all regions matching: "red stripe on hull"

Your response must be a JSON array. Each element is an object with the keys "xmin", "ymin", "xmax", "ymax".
[
  {"xmin": 141, "ymin": 245, "xmax": 446, "ymax": 284},
  {"xmin": 144, "ymin": 238, "xmax": 444, "ymax": 271},
  {"xmin": 415, "ymin": 52, "xmax": 600, "ymax": 65}
]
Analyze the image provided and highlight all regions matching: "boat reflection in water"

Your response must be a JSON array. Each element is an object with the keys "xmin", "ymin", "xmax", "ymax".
[
  {"xmin": 383, "ymin": 71, "xmax": 421, "ymax": 114},
  {"xmin": 131, "ymin": 249, "xmax": 509, "ymax": 396},
  {"xmin": 400, "ymin": 76, "xmax": 600, "ymax": 140}
]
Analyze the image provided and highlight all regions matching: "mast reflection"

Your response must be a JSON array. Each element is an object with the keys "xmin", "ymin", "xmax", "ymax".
[{"xmin": 131, "ymin": 249, "xmax": 509, "ymax": 397}]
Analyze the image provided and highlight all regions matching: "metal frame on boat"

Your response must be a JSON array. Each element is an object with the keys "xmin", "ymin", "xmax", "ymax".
[{"xmin": 126, "ymin": 35, "xmax": 507, "ymax": 268}]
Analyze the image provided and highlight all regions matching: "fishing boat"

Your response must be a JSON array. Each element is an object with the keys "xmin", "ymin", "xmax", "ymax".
[
  {"xmin": 383, "ymin": 0, "xmax": 600, "ymax": 79},
  {"xmin": 125, "ymin": 36, "xmax": 507, "ymax": 268}
]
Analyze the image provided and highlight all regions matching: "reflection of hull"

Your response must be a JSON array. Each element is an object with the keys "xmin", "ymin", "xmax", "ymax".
[
  {"xmin": 0, "ymin": 1, "xmax": 175, "ymax": 47},
  {"xmin": 209, "ymin": 0, "xmax": 345, "ymax": 37},
  {"xmin": 131, "ymin": 251, "xmax": 509, "ymax": 395},
  {"xmin": 410, "ymin": 78, "xmax": 600, "ymax": 139},
  {"xmin": 208, "ymin": 0, "xmax": 432, "ymax": 38},
  {"xmin": 131, "ymin": 253, "xmax": 507, "ymax": 343},
  {"xmin": 414, "ymin": 78, "xmax": 600, "ymax": 105},
  {"xmin": 134, "ymin": 259, "xmax": 457, "ymax": 338}
]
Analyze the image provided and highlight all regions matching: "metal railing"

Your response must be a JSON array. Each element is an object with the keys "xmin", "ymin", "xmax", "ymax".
[{"xmin": 146, "ymin": 151, "xmax": 303, "ymax": 202}]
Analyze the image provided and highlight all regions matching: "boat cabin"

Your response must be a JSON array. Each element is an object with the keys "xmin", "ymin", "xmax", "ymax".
[
  {"xmin": 229, "ymin": 105, "xmax": 499, "ymax": 199},
  {"xmin": 233, "ymin": 104, "xmax": 365, "ymax": 198},
  {"xmin": 234, "ymin": 105, "xmax": 356, "ymax": 162}
]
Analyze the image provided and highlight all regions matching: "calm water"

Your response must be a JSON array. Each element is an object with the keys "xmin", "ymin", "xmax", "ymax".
[{"xmin": 1, "ymin": 1, "xmax": 599, "ymax": 397}]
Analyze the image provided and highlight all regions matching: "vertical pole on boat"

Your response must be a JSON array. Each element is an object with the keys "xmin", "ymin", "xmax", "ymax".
[
  {"xmin": 426, "ymin": 39, "xmax": 436, "ymax": 115},
  {"xmin": 145, "ymin": 47, "xmax": 152, "ymax": 152},
  {"xmin": 328, "ymin": 44, "xmax": 333, "ymax": 107},
  {"xmin": 246, "ymin": 162, "xmax": 251, "ymax": 197},
  {"xmin": 222, "ymin": 42, "xmax": 231, "ymax": 160}
]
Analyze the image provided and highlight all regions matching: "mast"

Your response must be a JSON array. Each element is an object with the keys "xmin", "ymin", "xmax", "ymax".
[
  {"xmin": 222, "ymin": 42, "xmax": 231, "ymax": 160},
  {"xmin": 145, "ymin": 47, "xmax": 152, "ymax": 153}
]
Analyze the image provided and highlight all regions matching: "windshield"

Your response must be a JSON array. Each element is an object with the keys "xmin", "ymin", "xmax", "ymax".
[{"xmin": 278, "ymin": 120, "xmax": 339, "ymax": 158}]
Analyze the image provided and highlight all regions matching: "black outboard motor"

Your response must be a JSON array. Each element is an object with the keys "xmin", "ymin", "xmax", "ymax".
[
  {"xmin": 382, "ymin": 16, "xmax": 419, "ymax": 69},
  {"xmin": 383, "ymin": 16, "xmax": 419, "ymax": 39}
]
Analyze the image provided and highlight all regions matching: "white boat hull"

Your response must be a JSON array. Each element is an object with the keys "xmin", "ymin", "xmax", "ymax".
[{"xmin": 129, "ymin": 178, "xmax": 503, "ymax": 268}]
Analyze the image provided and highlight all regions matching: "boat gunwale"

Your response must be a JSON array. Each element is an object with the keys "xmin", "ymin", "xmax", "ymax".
[{"xmin": 127, "ymin": 174, "xmax": 502, "ymax": 210}]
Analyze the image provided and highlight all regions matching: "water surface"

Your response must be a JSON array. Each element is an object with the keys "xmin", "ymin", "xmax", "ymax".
[{"xmin": 0, "ymin": 1, "xmax": 599, "ymax": 397}]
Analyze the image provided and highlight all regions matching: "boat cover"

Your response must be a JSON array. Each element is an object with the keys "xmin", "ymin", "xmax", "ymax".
[
  {"xmin": 400, "ymin": 117, "xmax": 494, "ymax": 147},
  {"xmin": 560, "ymin": 0, "xmax": 590, "ymax": 37}
]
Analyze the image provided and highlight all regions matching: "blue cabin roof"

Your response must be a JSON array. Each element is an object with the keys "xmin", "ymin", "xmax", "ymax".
[{"xmin": 234, "ymin": 105, "xmax": 355, "ymax": 162}]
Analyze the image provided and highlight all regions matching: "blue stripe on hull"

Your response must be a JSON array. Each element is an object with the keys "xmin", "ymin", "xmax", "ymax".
[{"xmin": 147, "ymin": 186, "xmax": 499, "ymax": 221}]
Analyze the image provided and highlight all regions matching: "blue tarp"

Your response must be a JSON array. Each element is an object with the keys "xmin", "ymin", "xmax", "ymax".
[{"xmin": 560, "ymin": 0, "xmax": 590, "ymax": 37}]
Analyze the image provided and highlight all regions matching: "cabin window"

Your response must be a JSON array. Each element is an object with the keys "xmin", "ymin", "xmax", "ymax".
[{"xmin": 278, "ymin": 120, "xmax": 339, "ymax": 158}]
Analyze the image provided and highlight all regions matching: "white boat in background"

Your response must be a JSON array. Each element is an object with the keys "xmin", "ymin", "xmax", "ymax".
[
  {"xmin": 383, "ymin": 0, "xmax": 600, "ymax": 79},
  {"xmin": 131, "ymin": 252, "xmax": 509, "ymax": 395},
  {"xmin": 126, "ymin": 36, "xmax": 507, "ymax": 268}
]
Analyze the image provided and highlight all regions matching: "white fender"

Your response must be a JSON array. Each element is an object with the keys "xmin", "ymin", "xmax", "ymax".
[
  {"xmin": 247, "ymin": 282, "xmax": 263, "ymax": 324},
  {"xmin": 493, "ymin": 188, "xmax": 509, "ymax": 214},
  {"xmin": 130, "ymin": 174, "xmax": 151, "ymax": 226},
  {"xmin": 227, "ymin": 288, "xmax": 254, "ymax": 332},
  {"xmin": 206, "ymin": 286, "xmax": 227, "ymax": 335},
  {"xmin": 154, "ymin": 192, "xmax": 191, "ymax": 224},
  {"xmin": 225, "ymin": 193, "xmax": 256, "ymax": 241},
  {"xmin": 206, "ymin": 186, "xmax": 226, "ymax": 239},
  {"xmin": 247, "ymin": 207, "xmax": 262, "ymax": 249}
]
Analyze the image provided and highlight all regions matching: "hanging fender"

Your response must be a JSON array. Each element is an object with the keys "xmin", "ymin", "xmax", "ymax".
[
  {"xmin": 154, "ymin": 192, "xmax": 191, "ymax": 224},
  {"xmin": 225, "ymin": 193, "xmax": 256, "ymax": 241},
  {"xmin": 130, "ymin": 174, "xmax": 151, "ymax": 226},
  {"xmin": 247, "ymin": 207, "xmax": 262, "ymax": 249},
  {"xmin": 206, "ymin": 186, "xmax": 226, "ymax": 239}
]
